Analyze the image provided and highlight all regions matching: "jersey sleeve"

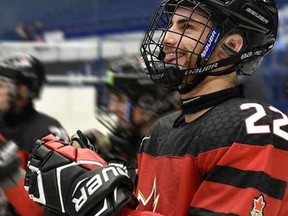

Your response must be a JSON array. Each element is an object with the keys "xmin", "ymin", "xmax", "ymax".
[{"xmin": 4, "ymin": 178, "xmax": 44, "ymax": 216}]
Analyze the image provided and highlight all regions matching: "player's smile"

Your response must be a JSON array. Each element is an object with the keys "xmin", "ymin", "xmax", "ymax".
[{"xmin": 163, "ymin": 52, "xmax": 185, "ymax": 63}]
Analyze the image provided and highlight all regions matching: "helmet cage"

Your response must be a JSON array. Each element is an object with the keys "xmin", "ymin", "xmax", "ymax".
[
  {"xmin": 141, "ymin": 0, "xmax": 216, "ymax": 90},
  {"xmin": 140, "ymin": 0, "xmax": 278, "ymax": 92}
]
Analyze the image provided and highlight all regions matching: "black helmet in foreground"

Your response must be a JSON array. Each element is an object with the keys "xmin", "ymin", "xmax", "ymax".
[
  {"xmin": 140, "ymin": 0, "xmax": 278, "ymax": 93},
  {"xmin": 0, "ymin": 53, "xmax": 46, "ymax": 98}
]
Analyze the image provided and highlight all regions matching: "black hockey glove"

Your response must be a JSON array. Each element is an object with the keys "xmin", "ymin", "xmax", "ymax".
[
  {"xmin": 24, "ymin": 134, "xmax": 138, "ymax": 216},
  {"xmin": 0, "ymin": 140, "xmax": 25, "ymax": 189}
]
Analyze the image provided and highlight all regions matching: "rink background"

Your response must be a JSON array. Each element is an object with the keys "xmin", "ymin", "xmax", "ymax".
[{"xmin": 35, "ymin": 85, "xmax": 109, "ymax": 136}]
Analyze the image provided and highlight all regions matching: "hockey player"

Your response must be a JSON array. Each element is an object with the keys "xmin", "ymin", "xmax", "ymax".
[
  {"xmin": 24, "ymin": 0, "xmax": 288, "ymax": 215},
  {"xmin": 85, "ymin": 57, "xmax": 179, "ymax": 163},
  {"xmin": 0, "ymin": 53, "xmax": 69, "ymax": 215}
]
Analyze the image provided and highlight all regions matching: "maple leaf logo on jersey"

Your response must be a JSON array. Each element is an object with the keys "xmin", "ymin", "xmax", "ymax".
[
  {"xmin": 137, "ymin": 178, "xmax": 160, "ymax": 212},
  {"xmin": 250, "ymin": 194, "xmax": 266, "ymax": 216}
]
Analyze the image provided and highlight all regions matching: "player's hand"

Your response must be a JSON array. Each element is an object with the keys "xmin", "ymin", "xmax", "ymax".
[
  {"xmin": 24, "ymin": 134, "xmax": 138, "ymax": 216},
  {"xmin": 84, "ymin": 128, "xmax": 112, "ymax": 156},
  {"xmin": 70, "ymin": 130, "xmax": 98, "ymax": 152},
  {"xmin": 0, "ymin": 140, "xmax": 25, "ymax": 188}
]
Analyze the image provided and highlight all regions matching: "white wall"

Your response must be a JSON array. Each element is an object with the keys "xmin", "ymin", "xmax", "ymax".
[{"xmin": 35, "ymin": 85, "xmax": 99, "ymax": 136}]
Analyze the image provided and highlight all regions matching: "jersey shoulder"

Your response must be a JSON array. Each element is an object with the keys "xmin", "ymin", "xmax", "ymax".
[
  {"xmin": 145, "ymin": 111, "xmax": 182, "ymax": 136},
  {"xmin": 29, "ymin": 111, "xmax": 69, "ymax": 141},
  {"xmin": 197, "ymin": 97, "xmax": 288, "ymax": 152}
]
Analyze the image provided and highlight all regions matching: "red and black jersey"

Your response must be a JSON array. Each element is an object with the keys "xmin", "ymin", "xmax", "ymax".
[
  {"xmin": 135, "ymin": 97, "xmax": 288, "ymax": 216},
  {"xmin": 0, "ymin": 105, "xmax": 69, "ymax": 216},
  {"xmin": 0, "ymin": 106, "xmax": 69, "ymax": 169}
]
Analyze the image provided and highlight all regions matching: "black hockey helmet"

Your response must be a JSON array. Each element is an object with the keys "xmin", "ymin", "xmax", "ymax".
[
  {"xmin": 106, "ymin": 56, "xmax": 166, "ymax": 107},
  {"xmin": 140, "ymin": 0, "xmax": 278, "ymax": 93},
  {"xmin": 0, "ymin": 53, "xmax": 46, "ymax": 98},
  {"xmin": 102, "ymin": 56, "xmax": 179, "ymax": 123}
]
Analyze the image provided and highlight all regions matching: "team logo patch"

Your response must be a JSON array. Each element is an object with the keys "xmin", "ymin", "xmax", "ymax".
[
  {"xmin": 250, "ymin": 194, "xmax": 266, "ymax": 216},
  {"xmin": 137, "ymin": 178, "xmax": 160, "ymax": 212}
]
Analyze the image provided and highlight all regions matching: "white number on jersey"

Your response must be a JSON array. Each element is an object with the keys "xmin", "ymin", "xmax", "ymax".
[{"xmin": 240, "ymin": 103, "xmax": 288, "ymax": 141}]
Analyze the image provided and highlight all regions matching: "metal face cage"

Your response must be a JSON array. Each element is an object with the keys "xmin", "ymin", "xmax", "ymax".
[{"xmin": 140, "ymin": 0, "xmax": 216, "ymax": 90}]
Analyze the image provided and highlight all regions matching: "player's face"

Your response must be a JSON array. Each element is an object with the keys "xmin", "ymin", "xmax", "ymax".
[
  {"xmin": 108, "ymin": 93, "xmax": 133, "ymax": 129},
  {"xmin": 161, "ymin": 6, "xmax": 213, "ymax": 70},
  {"xmin": 0, "ymin": 77, "xmax": 16, "ymax": 113},
  {"xmin": 132, "ymin": 105, "xmax": 144, "ymax": 126}
]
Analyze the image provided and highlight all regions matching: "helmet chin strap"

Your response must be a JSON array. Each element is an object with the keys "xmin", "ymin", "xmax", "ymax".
[
  {"xmin": 177, "ymin": 73, "xmax": 207, "ymax": 94},
  {"xmin": 177, "ymin": 62, "xmax": 238, "ymax": 94}
]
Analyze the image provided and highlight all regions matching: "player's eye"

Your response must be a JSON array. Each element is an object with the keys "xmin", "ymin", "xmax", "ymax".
[{"xmin": 186, "ymin": 23, "xmax": 195, "ymax": 30}]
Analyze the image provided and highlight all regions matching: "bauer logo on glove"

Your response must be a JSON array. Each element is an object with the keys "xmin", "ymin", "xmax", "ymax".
[{"xmin": 24, "ymin": 132, "xmax": 137, "ymax": 216}]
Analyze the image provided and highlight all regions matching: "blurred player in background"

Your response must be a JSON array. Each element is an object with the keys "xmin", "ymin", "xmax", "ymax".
[
  {"xmin": 0, "ymin": 53, "xmax": 69, "ymax": 216},
  {"xmin": 85, "ymin": 56, "xmax": 179, "ymax": 166}
]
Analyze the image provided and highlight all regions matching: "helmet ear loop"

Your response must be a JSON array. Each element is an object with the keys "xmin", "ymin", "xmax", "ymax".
[
  {"xmin": 204, "ymin": 34, "xmax": 245, "ymax": 77},
  {"xmin": 218, "ymin": 34, "xmax": 244, "ymax": 59}
]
